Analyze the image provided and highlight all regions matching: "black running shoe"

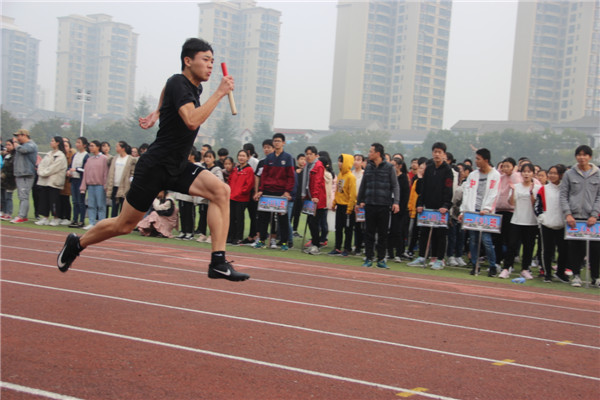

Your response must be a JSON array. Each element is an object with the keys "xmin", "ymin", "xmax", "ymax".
[
  {"xmin": 57, "ymin": 233, "xmax": 82, "ymax": 272},
  {"xmin": 208, "ymin": 260, "xmax": 250, "ymax": 281}
]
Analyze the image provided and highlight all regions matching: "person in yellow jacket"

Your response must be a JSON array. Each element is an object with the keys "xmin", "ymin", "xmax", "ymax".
[
  {"xmin": 406, "ymin": 157, "xmax": 427, "ymax": 258},
  {"xmin": 328, "ymin": 154, "xmax": 357, "ymax": 256}
]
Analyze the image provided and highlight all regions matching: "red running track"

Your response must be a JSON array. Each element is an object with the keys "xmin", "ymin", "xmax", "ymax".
[{"xmin": 2, "ymin": 226, "xmax": 599, "ymax": 399}]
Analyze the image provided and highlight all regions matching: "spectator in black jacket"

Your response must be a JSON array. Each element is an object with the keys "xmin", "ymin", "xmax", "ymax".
[
  {"xmin": 356, "ymin": 143, "xmax": 400, "ymax": 269},
  {"xmin": 408, "ymin": 142, "xmax": 453, "ymax": 270},
  {"xmin": 388, "ymin": 157, "xmax": 410, "ymax": 262}
]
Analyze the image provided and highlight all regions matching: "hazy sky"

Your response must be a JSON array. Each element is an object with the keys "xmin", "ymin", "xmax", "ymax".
[{"xmin": 3, "ymin": 0, "xmax": 518, "ymax": 130}]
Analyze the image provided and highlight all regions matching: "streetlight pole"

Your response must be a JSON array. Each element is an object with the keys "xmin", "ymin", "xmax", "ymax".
[{"xmin": 76, "ymin": 89, "xmax": 92, "ymax": 137}]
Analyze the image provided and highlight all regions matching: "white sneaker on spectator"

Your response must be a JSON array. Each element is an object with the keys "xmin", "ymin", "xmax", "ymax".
[
  {"xmin": 60, "ymin": 219, "xmax": 72, "ymax": 225},
  {"xmin": 83, "ymin": 224, "xmax": 94, "ymax": 230},
  {"xmin": 571, "ymin": 275, "xmax": 582, "ymax": 287},
  {"xmin": 407, "ymin": 257, "xmax": 426, "ymax": 266},
  {"xmin": 447, "ymin": 256, "xmax": 458, "ymax": 266},
  {"xmin": 308, "ymin": 245, "xmax": 320, "ymax": 255},
  {"xmin": 49, "ymin": 219, "xmax": 60, "ymax": 226},
  {"xmin": 498, "ymin": 269, "xmax": 511, "ymax": 279},
  {"xmin": 35, "ymin": 218, "xmax": 49, "ymax": 226},
  {"xmin": 393, "ymin": 256, "xmax": 402, "ymax": 263},
  {"xmin": 456, "ymin": 257, "xmax": 467, "ymax": 267},
  {"xmin": 520, "ymin": 270, "xmax": 533, "ymax": 280},
  {"xmin": 270, "ymin": 238, "xmax": 278, "ymax": 249},
  {"xmin": 531, "ymin": 259, "xmax": 539, "ymax": 268},
  {"xmin": 196, "ymin": 234, "xmax": 207, "ymax": 242}
]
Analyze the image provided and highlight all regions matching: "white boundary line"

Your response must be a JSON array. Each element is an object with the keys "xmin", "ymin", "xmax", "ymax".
[
  {"xmin": 3, "ymin": 228, "xmax": 598, "ymax": 311},
  {"xmin": 3, "ymin": 255, "xmax": 599, "ymax": 332},
  {"xmin": 1, "ymin": 313, "xmax": 461, "ymax": 400},
  {"xmin": 0, "ymin": 381, "xmax": 84, "ymax": 400},
  {"xmin": 3, "ymin": 281, "xmax": 599, "ymax": 382}
]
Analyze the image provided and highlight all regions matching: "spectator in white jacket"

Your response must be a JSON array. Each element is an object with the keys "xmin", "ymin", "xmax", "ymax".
[
  {"xmin": 459, "ymin": 148, "xmax": 501, "ymax": 276},
  {"xmin": 35, "ymin": 136, "xmax": 68, "ymax": 226},
  {"xmin": 535, "ymin": 164, "xmax": 567, "ymax": 283}
]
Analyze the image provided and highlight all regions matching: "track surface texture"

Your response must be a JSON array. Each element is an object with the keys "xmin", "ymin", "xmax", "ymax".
[{"xmin": 2, "ymin": 226, "xmax": 599, "ymax": 399}]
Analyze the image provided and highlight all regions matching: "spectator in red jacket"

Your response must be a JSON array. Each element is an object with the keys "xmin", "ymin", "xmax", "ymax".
[
  {"xmin": 302, "ymin": 146, "xmax": 327, "ymax": 255},
  {"xmin": 228, "ymin": 150, "xmax": 255, "ymax": 244}
]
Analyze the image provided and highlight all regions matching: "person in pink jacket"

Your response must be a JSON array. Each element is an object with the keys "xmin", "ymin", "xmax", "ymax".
[{"xmin": 80, "ymin": 140, "xmax": 108, "ymax": 229}]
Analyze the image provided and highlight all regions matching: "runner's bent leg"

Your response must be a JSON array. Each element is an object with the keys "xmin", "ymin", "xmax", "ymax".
[
  {"xmin": 188, "ymin": 170, "xmax": 230, "ymax": 252},
  {"xmin": 79, "ymin": 199, "xmax": 146, "ymax": 248}
]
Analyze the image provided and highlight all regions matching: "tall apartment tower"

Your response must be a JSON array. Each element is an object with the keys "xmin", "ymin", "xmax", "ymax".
[
  {"xmin": 509, "ymin": 1, "xmax": 600, "ymax": 123},
  {"xmin": 197, "ymin": 1, "xmax": 281, "ymax": 134},
  {"xmin": 329, "ymin": 0, "xmax": 452, "ymax": 132},
  {"xmin": 55, "ymin": 14, "xmax": 138, "ymax": 120},
  {"xmin": 1, "ymin": 16, "xmax": 39, "ymax": 114}
]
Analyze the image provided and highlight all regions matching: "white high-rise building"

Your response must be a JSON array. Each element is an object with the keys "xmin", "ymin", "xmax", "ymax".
[
  {"xmin": 509, "ymin": 1, "xmax": 600, "ymax": 123},
  {"xmin": 197, "ymin": 1, "xmax": 281, "ymax": 135},
  {"xmin": 1, "ymin": 16, "xmax": 39, "ymax": 115},
  {"xmin": 55, "ymin": 14, "xmax": 138, "ymax": 121},
  {"xmin": 330, "ymin": 0, "xmax": 452, "ymax": 132}
]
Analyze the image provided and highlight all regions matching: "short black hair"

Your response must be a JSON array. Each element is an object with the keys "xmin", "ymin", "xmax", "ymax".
[
  {"xmin": 217, "ymin": 148, "xmax": 229, "ymax": 157},
  {"xmin": 371, "ymin": 143, "xmax": 384, "ymax": 158},
  {"xmin": 418, "ymin": 157, "xmax": 428, "ymax": 165},
  {"xmin": 305, "ymin": 146, "xmax": 318, "ymax": 155},
  {"xmin": 297, "ymin": 153, "xmax": 306, "ymax": 160},
  {"xmin": 354, "ymin": 154, "xmax": 365, "ymax": 161},
  {"xmin": 575, "ymin": 145, "xmax": 593, "ymax": 157},
  {"xmin": 432, "ymin": 142, "xmax": 447, "ymax": 153},
  {"xmin": 476, "ymin": 148, "xmax": 491, "ymax": 163},
  {"xmin": 273, "ymin": 132, "xmax": 286, "ymax": 142},
  {"xmin": 202, "ymin": 143, "xmax": 212, "ymax": 150},
  {"xmin": 181, "ymin": 38, "xmax": 213, "ymax": 71},
  {"xmin": 502, "ymin": 157, "xmax": 517, "ymax": 167},
  {"xmin": 445, "ymin": 152, "xmax": 454, "ymax": 164},
  {"xmin": 262, "ymin": 139, "xmax": 273, "ymax": 148}
]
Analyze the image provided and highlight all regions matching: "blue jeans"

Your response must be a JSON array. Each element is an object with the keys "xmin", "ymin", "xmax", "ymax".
[
  {"xmin": 71, "ymin": 178, "xmax": 86, "ymax": 223},
  {"xmin": 447, "ymin": 219, "xmax": 465, "ymax": 257},
  {"xmin": 1, "ymin": 189, "xmax": 13, "ymax": 216},
  {"xmin": 86, "ymin": 185, "xmax": 106, "ymax": 225},
  {"xmin": 469, "ymin": 230, "xmax": 496, "ymax": 266}
]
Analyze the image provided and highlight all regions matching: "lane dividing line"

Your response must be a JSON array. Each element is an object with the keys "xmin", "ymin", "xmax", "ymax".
[
  {"xmin": 3, "ymin": 229, "xmax": 597, "ymax": 308},
  {"xmin": 3, "ymin": 257, "xmax": 598, "ymax": 331},
  {"xmin": 0, "ymin": 381, "xmax": 84, "ymax": 400},
  {"xmin": 1, "ymin": 313, "xmax": 460, "ymax": 400},
  {"xmin": 3, "ymin": 279, "xmax": 599, "ymax": 381}
]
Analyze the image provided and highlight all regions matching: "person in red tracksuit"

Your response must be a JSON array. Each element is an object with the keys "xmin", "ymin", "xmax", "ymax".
[
  {"xmin": 302, "ymin": 146, "xmax": 327, "ymax": 255},
  {"xmin": 228, "ymin": 150, "xmax": 255, "ymax": 245}
]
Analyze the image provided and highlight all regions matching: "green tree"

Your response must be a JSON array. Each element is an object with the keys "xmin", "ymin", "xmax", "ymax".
[
  {"xmin": 126, "ymin": 97, "xmax": 158, "ymax": 143},
  {"xmin": 213, "ymin": 113, "xmax": 240, "ymax": 152},
  {"xmin": 1, "ymin": 108, "xmax": 21, "ymax": 139},
  {"xmin": 29, "ymin": 118, "xmax": 76, "ymax": 145},
  {"xmin": 253, "ymin": 118, "xmax": 273, "ymax": 143}
]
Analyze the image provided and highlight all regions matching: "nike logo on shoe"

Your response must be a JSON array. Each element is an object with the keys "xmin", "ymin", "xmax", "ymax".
[{"xmin": 212, "ymin": 268, "xmax": 231, "ymax": 276}]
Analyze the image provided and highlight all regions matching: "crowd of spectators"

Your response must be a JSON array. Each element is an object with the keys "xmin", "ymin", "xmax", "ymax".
[{"xmin": 2, "ymin": 129, "xmax": 599, "ymax": 288}]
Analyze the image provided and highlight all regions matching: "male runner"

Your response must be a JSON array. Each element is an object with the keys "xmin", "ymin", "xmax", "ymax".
[{"xmin": 57, "ymin": 38, "xmax": 249, "ymax": 281}]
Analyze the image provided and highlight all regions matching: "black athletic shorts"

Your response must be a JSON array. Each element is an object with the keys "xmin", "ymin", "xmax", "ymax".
[{"xmin": 126, "ymin": 157, "xmax": 205, "ymax": 212}]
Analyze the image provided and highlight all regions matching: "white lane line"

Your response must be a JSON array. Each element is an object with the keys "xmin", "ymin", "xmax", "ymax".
[
  {"xmin": 3, "ymin": 257, "xmax": 598, "ymax": 332},
  {"xmin": 3, "ymin": 282, "xmax": 599, "ymax": 382},
  {"xmin": 5, "ymin": 273, "xmax": 597, "ymax": 352},
  {"xmin": 3, "ymin": 230, "xmax": 598, "ymax": 313},
  {"xmin": 1, "ymin": 313, "xmax": 461, "ymax": 400},
  {"xmin": 0, "ymin": 381, "xmax": 84, "ymax": 400}
]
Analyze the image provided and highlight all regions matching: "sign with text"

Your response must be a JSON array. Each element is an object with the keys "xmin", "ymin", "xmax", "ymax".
[
  {"xmin": 417, "ymin": 209, "xmax": 448, "ymax": 228},
  {"xmin": 462, "ymin": 212, "xmax": 502, "ymax": 234},
  {"xmin": 355, "ymin": 207, "xmax": 365, "ymax": 222},
  {"xmin": 565, "ymin": 220, "xmax": 600, "ymax": 241},
  {"xmin": 301, "ymin": 200, "xmax": 316, "ymax": 216},
  {"xmin": 257, "ymin": 195, "xmax": 288, "ymax": 214}
]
